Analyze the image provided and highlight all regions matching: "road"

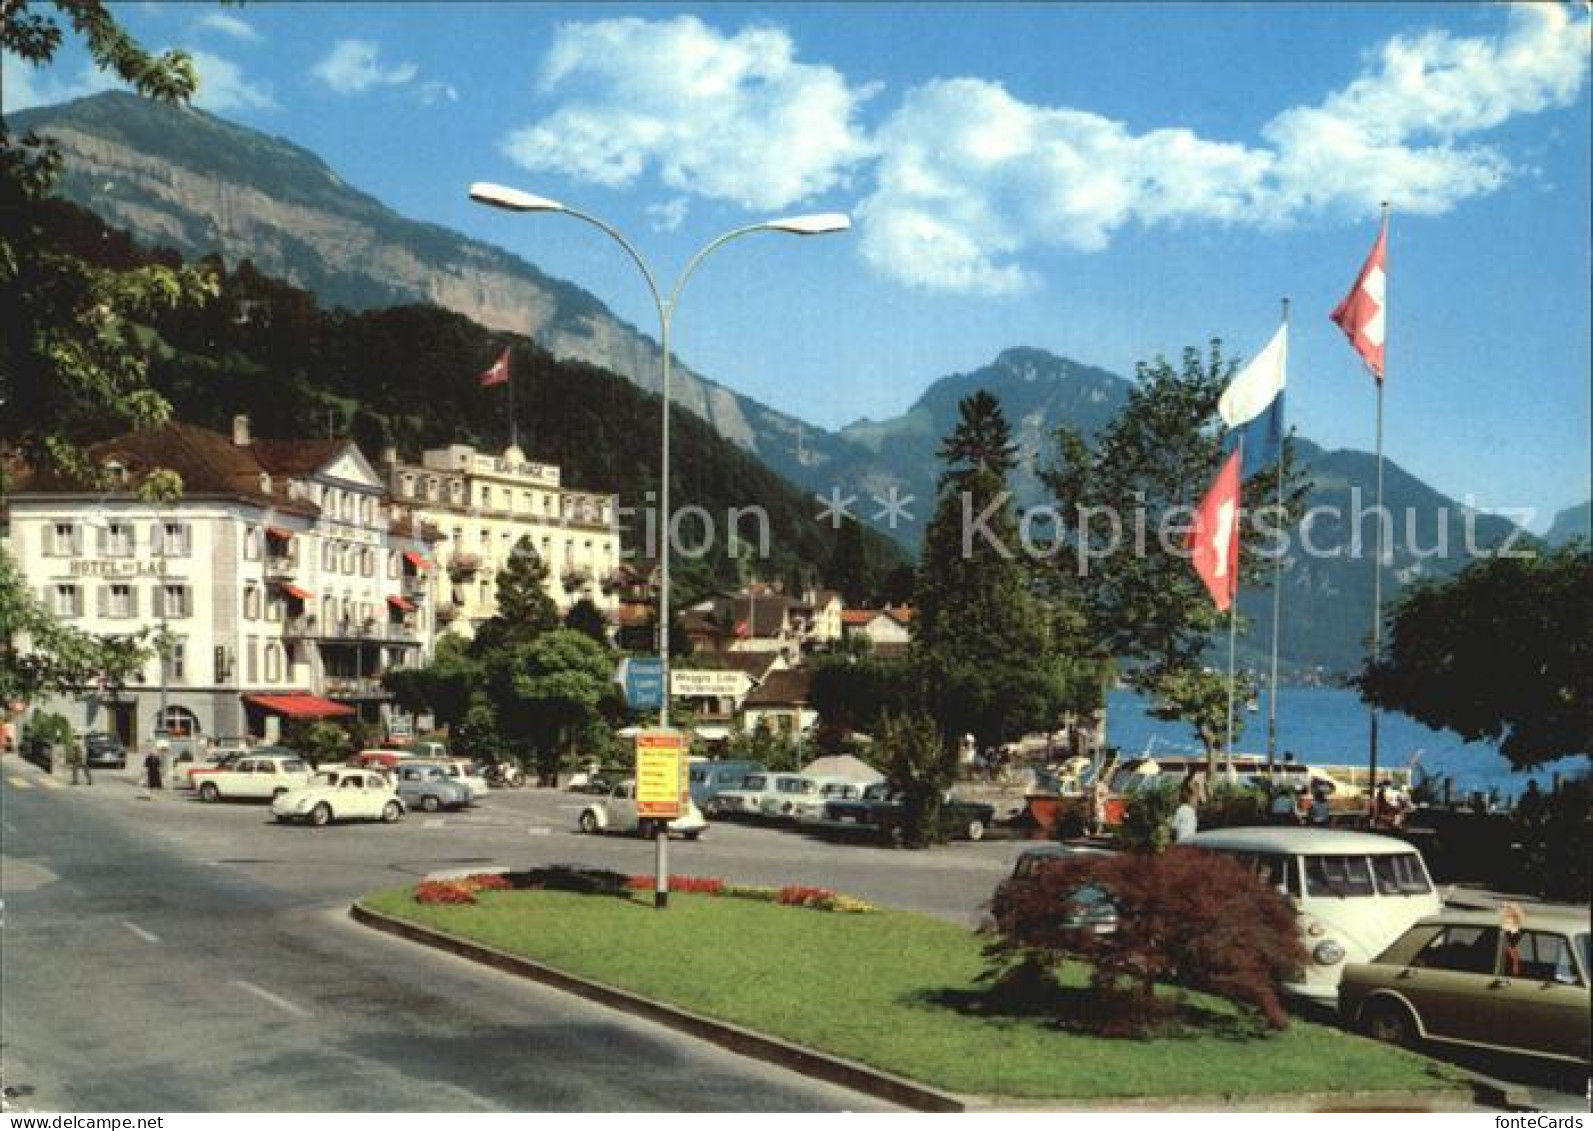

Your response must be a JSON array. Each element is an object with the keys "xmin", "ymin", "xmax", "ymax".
[{"xmin": 0, "ymin": 761, "xmax": 1028, "ymax": 1112}]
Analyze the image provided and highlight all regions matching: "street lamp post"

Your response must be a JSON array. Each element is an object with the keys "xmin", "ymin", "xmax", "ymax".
[{"xmin": 469, "ymin": 182, "xmax": 848, "ymax": 907}]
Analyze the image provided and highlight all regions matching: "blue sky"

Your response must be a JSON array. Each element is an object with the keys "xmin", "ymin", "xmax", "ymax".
[{"xmin": 9, "ymin": 2, "xmax": 1591, "ymax": 525}]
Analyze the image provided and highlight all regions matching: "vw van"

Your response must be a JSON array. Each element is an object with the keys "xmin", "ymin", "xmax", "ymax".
[{"xmin": 1189, "ymin": 827, "xmax": 1442, "ymax": 1005}]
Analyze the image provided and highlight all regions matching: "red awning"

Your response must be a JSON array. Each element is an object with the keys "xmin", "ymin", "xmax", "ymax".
[
  {"xmin": 265, "ymin": 525, "xmax": 293, "ymax": 541},
  {"xmin": 278, "ymin": 583, "xmax": 312, "ymax": 601},
  {"xmin": 243, "ymin": 694, "xmax": 355, "ymax": 719},
  {"xmin": 402, "ymin": 550, "xmax": 430, "ymax": 572},
  {"xmin": 387, "ymin": 595, "xmax": 416, "ymax": 612}
]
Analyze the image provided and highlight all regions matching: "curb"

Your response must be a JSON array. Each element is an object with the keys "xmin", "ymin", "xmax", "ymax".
[{"xmin": 350, "ymin": 901, "xmax": 966, "ymax": 1113}]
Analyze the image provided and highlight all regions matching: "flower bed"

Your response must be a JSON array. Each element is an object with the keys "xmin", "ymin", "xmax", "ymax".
[{"xmin": 411, "ymin": 867, "xmax": 875, "ymax": 912}]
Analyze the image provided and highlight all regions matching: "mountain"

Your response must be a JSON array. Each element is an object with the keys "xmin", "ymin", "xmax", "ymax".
[
  {"xmin": 1544, "ymin": 500, "xmax": 1591, "ymax": 546},
  {"xmin": 15, "ymin": 92, "xmax": 1526, "ymax": 673},
  {"xmin": 11, "ymin": 92, "xmax": 855, "ymax": 479}
]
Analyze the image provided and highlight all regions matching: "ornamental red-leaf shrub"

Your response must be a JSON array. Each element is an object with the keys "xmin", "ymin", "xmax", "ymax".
[
  {"xmin": 987, "ymin": 846, "xmax": 1308, "ymax": 1035},
  {"xmin": 414, "ymin": 880, "xmax": 477, "ymax": 905}
]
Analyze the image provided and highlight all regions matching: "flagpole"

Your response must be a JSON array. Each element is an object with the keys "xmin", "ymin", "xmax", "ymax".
[
  {"xmin": 1368, "ymin": 204, "xmax": 1389, "ymax": 803},
  {"xmin": 1267, "ymin": 298, "xmax": 1290, "ymax": 784},
  {"xmin": 1225, "ymin": 435, "xmax": 1243, "ymax": 766}
]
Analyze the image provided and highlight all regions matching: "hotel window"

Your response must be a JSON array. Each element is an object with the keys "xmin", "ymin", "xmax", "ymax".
[
  {"xmin": 244, "ymin": 527, "xmax": 261, "ymax": 561},
  {"xmin": 388, "ymin": 551, "xmax": 400, "ymax": 579},
  {"xmin": 479, "ymin": 580, "xmax": 491, "ymax": 606},
  {"xmin": 401, "ymin": 474, "xmax": 415, "ymax": 498},
  {"xmin": 478, "ymin": 528, "xmax": 491, "ymax": 550},
  {"xmin": 246, "ymin": 637, "xmax": 258, "ymax": 683},
  {"xmin": 501, "ymin": 487, "xmax": 512, "ymax": 510},
  {"xmin": 361, "ymin": 548, "xmax": 374, "ymax": 577},
  {"xmin": 243, "ymin": 585, "xmax": 261, "ymax": 620},
  {"xmin": 103, "ymin": 583, "xmax": 135, "ymax": 619},
  {"xmin": 162, "ymin": 638, "xmax": 187, "ymax": 685},
  {"xmin": 266, "ymin": 597, "xmax": 282, "ymax": 623},
  {"xmin": 542, "ymin": 494, "xmax": 552, "ymax": 515},
  {"xmin": 264, "ymin": 644, "xmax": 282, "ymax": 683},
  {"xmin": 102, "ymin": 521, "xmax": 133, "ymax": 557},
  {"xmin": 51, "ymin": 522, "xmax": 80, "ymax": 556},
  {"xmin": 522, "ymin": 491, "xmax": 533, "ymax": 512},
  {"xmin": 158, "ymin": 521, "xmax": 191, "ymax": 557},
  {"xmin": 361, "ymin": 497, "xmax": 373, "ymax": 525},
  {"xmin": 160, "ymin": 584, "xmax": 191, "ymax": 619},
  {"xmin": 426, "ymin": 477, "xmax": 440, "ymax": 501},
  {"xmin": 54, "ymin": 584, "xmax": 81, "ymax": 618}
]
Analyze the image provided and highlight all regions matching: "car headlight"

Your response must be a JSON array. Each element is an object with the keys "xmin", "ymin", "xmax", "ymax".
[{"xmin": 1313, "ymin": 940, "xmax": 1347, "ymax": 966}]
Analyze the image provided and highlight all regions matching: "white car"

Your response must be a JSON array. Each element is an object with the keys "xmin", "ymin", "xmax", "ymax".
[
  {"xmin": 578, "ymin": 780, "xmax": 706, "ymax": 839},
  {"xmin": 760, "ymin": 773, "xmax": 822, "ymax": 820},
  {"xmin": 1188, "ymin": 827, "xmax": 1443, "ymax": 1005},
  {"xmin": 709, "ymin": 771, "xmax": 781, "ymax": 818},
  {"xmin": 195, "ymin": 752, "xmax": 313, "ymax": 802},
  {"xmin": 791, "ymin": 777, "xmax": 871, "ymax": 824},
  {"xmin": 272, "ymin": 768, "xmax": 406, "ymax": 826},
  {"xmin": 439, "ymin": 758, "xmax": 490, "ymax": 801}
]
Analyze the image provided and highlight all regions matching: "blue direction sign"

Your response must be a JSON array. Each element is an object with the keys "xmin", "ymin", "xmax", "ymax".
[{"xmin": 617, "ymin": 657, "xmax": 665, "ymax": 711}]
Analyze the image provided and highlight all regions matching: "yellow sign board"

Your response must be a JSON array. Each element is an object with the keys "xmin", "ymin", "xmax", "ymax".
[{"xmin": 635, "ymin": 729, "xmax": 687, "ymax": 819}]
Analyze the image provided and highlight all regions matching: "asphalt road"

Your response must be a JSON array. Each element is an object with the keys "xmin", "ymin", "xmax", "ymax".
[{"xmin": 8, "ymin": 761, "xmax": 1014, "ymax": 1112}]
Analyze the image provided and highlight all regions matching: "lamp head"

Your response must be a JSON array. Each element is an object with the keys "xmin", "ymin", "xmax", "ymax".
[
  {"xmin": 469, "ymin": 182, "xmax": 567, "ymax": 214},
  {"xmin": 765, "ymin": 212, "xmax": 851, "ymax": 236}
]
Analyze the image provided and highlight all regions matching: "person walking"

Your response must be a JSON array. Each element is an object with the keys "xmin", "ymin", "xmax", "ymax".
[
  {"xmin": 144, "ymin": 748, "xmax": 164, "ymax": 790},
  {"xmin": 66, "ymin": 735, "xmax": 92, "ymax": 785}
]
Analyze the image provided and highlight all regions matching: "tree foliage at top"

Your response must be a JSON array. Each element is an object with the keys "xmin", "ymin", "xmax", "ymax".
[
  {"xmin": 1359, "ymin": 542, "xmax": 1591, "ymax": 768},
  {"xmin": 823, "ymin": 515, "xmax": 875, "ymax": 607},
  {"xmin": 1044, "ymin": 343, "xmax": 1309, "ymax": 761},
  {"xmin": 914, "ymin": 393, "xmax": 1066, "ymax": 748},
  {"xmin": 936, "ymin": 389, "xmax": 1019, "ymax": 481},
  {"xmin": 1, "ymin": 1, "xmax": 217, "ymax": 492}
]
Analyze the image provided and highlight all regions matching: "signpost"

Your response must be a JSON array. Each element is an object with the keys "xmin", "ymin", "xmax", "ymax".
[
  {"xmin": 635, "ymin": 728, "xmax": 687, "ymax": 909},
  {"xmin": 617, "ymin": 657, "xmax": 665, "ymax": 711}
]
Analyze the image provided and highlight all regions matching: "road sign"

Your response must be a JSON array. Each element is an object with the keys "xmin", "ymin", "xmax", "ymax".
[
  {"xmin": 617, "ymin": 657, "xmax": 665, "ymax": 710},
  {"xmin": 635, "ymin": 729, "xmax": 686, "ymax": 819}
]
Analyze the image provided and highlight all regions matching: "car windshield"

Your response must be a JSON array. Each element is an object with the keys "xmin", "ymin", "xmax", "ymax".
[
  {"xmin": 281, "ymin": 759, "xmax": 307, "ymax": 773},
  {"xmin": 742, "ymin": 776, "xmax": 767, "ymax": 790},
  {"xmin": 821, "ymin": 783, "xmax": 855, "ymax": 799},
  {"xmin": 1303, "ymin": 854, "xmax": 1376, "ymax": 897},
  {"xmin": 313, "ymin": 772, "xmax": 340, "ymax": 786},
  {"xmin": 1370, "ymin": 853, "xmax": 1432, "ymax": 895}
]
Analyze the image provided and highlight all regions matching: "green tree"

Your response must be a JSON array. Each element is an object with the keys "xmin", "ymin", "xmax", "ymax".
[
  {"xmin": 472, "ymin": 535, "xmax": 559, "ymax": 655},
  {"xmin": 1358, "ymin": 543, "xmax": 1591, "ymax": 768},
  {"xmin": 1, "ymin": 2, "xmax": 217, "ymax": 490},
  {"xmin": 824, "ymin": 516, "xmax": 875, "ymax": 606},
  {"xmin": 1044, "ymin": 343, "xmax": 1307, "ymax": 770},
  {"xmin": 914, "ymin": 393, "xmax": 1064, "ymax": 748},
  {"xmin": 381, "ymin": 634, "xmax": 479, "ymax": 728},
  {"xmin": 451, "ymin": 694, "xmax": 503, "ymax": 766},
  {"xmin": 283, "ymin": 718, "xmax": 353, "ymax": 767},
  {"xmin": 485, "ymin": 628, "xmax": 614, "ymax": 784},
  {"xmin": 879, "ymin": 711, "xmax": 956, "ymax": 847},
  {"xmin": 563, "ymin": 597, "xmax": 609, "ymax": 646}
]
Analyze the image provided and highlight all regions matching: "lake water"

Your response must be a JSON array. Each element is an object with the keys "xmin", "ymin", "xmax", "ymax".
[{"xmin": 1105, "ymin": 686, "xmax": 1588, "ymax": 802}]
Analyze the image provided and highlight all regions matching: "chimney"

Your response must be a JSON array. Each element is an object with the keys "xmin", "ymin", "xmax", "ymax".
[{"xmin": 232, "ymin": 414, "xmax": 251, "ymax": 446}]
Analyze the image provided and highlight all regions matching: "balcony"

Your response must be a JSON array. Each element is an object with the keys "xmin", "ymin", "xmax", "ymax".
[
  {"xmin": 264, "ymin": 555, "xmax": 297, "ymax": 580},
  {"xmin": 283, "ymin": 616, "xmax": 422, "ymax": 645},
  {"xmin": 321, "ymin": 676, "xmax": 390, "ymax": 699},
  {"xmin": 402, "ymin": 575, "xmax": 429, "ymax": 600}
]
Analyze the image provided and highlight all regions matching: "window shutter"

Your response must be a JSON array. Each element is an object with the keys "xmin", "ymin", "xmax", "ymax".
[
  {"xmin": 72, "ymin": 526, "xmax": 83, "ymax": 556},
  {"xmin": 97, "ymin": 585, "xmax": 108, "ymax": 617},
  {"xmin": 151, "ymin": 523, "xmax": 165, "ymax": 555},
  {"xmin": 129, "ymin": 587, "xmax": 139, "ymax": 619}
]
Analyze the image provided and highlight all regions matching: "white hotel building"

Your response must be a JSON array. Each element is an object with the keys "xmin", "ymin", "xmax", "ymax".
[{"xmin": 4, "ymin": 417, "xmax": 437, "ymax": 744}]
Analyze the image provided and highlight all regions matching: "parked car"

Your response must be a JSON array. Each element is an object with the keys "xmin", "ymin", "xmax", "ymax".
[
  {"xmin": 760, "ymin": 773, "xmax": 821, "ymax": 820},
  {"xmin": 184, "ymin": 746, "xmax": 298, "ymax": 790},
  {"xmin": 1340, "ymin": 907, "xmax": 1589, "ymax": 1065},
  {"xmin": 1188, "ymin": 827, "xmax": 1443, "ymax": 1005},
  {"xmin": 824, "ymin": 783, "xmax": 997, "ymax": 842},
  {"xmin": 390, "ymin": 763, "xmax": 473, "ymax": 812},
  {"xmin": 437, "ymin": 757, "xmax": 489, "ymax": 801},
  {"xmin": 792, "ymin": 778, "xmax": 866, "ymax": 824},
  {"xmin": 195, "ymin": 752, "xmax": 314, "ymax": 802},
  {"xmin": 347, "ymin": 748, "xmax": 412, "ymax": 771},
  {"xmin": 1005, "ymin": 845, "xmax": 1120, "ymax": 934},
  {"xmin": 707, "ymin": 771, "xmax": 781, "ymax": 818},
  {"xmin": 272, "ymin": 767, "xmax": 405, "ymax": 826},
  {"xmin": 83, "ymin": 732, "xmax": 127, "ymax": 769},
  {"xmin": 687, "ymin": 760, "xmax": 765, "ymax": 811},
  {"xmin": 578, "ymin": 779, "xmax": 706, "ymax": 839}
]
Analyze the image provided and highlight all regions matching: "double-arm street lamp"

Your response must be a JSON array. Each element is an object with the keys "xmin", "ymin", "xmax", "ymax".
[{"xmin": 468, "ymin": 182, "xmax": 849, "ymax": 729}]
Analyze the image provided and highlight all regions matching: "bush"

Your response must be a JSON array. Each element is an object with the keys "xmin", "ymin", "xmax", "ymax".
[
  {"xmin": 1114, "ymin": 779, "xmax": 1180, "ymax": 853},
  {"xmin": 986, "ymin": 847, "xmax": 1308, "ymax": 1035},
  {"xmin": 23, "ymin": 711, "xmax": 72, "ymax": 748}
]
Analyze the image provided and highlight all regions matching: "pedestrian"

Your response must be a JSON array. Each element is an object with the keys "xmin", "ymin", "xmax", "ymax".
[
  {"xmin": 1309, "ymin": 780, "xmax": 1332, "ymax": 826},
  {"xmin": 67, "ymin": 734, "xmax": 92, "ymax": 786},
  {"xmin": 1516, "ymin": 778, "xmax": 1546, "ymax": 826},
  {"xmin": 1270, "ymin": 784, "xmax": 1297, "ymax": 824},
  {"xmin": 144, "ymin": 748, "xmax": 164, "ymax": 790},
  {"xmin": 1172, "ymin": 783, "xmax": 1199, "ymax": 842}
]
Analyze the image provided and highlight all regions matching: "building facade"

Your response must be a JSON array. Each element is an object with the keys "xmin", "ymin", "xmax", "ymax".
[
  {"xmin": 5, "ymin": 418, "xmax": 436, "ymax": 743},
  {"xmin": 384, "ymin": 444, "xmax": 620, "ymax": 639}
]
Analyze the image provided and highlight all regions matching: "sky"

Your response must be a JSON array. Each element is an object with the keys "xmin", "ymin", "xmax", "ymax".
[{"xmin": 7, "ymin": 2, "xmax": 1591, "ymax": 526}]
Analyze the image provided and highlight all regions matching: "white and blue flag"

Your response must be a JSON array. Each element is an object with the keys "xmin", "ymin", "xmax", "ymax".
[{"xmin": 1219, "ymin": 322, "xmax": 1287, "ymax": 475}]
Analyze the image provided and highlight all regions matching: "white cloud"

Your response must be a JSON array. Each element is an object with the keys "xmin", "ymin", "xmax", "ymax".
[
  {"xmin": 419, "ymin": 80, "xmax": 459, "ymax": 105},
  {"xmin": 500, "ymin": 16, "xmax": 877, "ymax": 211},
  {"xmin": 1, "ymin": 53, "xmax": 119, "ymax": 111},
  {"xmin": 195, "ymin": 12, "xmax": 260, "ymax": 43},
  {"xmin": 311, "ymin": 39, "xmax": 418, "ymax": 95},
  {"xmin": 646, "ymin": 197, "xmax": 690, "ymax": 232},
  {"xmin": 859, "ymin": 3, "xmax": 1589, "ymax": 293},
  {"xmin": 190, "ymin": 50, "xmax": 276, "ymax": 112}
]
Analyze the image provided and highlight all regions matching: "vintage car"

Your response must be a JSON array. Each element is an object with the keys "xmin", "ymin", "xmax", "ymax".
[
  {"xmin": 578, "ymin": 779, "xmax": 706, "ymax": 839},
  {"xmin": 1340, "ymin": 907, "xmax": 1589, "ymax": 1065},
  {"xmin": 1188, "ymin": 827, "xmax": 1443, "ymax": 1005},
  {"xmin": 687, "ymin": 760, "xmax": 766, "ymax": 811},
  {"xmin": 706, "ymin": 771, "xmax": 781, "ymax": 818},
  {"xmin": 271, "ymin": 767, "xmax": 406, "ymax": 826},
  {"xmin": 83, "ymin": 732, "xmax": 127, "ymax": 769},
  {"xmin": 824, "ymin": 782, "xmax": 997, "ymax": 842},
  {"xmin": 437, "ymin": 757, "xmax": 489, "ymax": 801},
  {"xmin": 759, "ymin": 773, "xmax": 822, "ymax": 820},
  {"xmin": 390, "ymin": 762, "xmax": 473, "ymax": 812},
  {"xmin": 791, "ymin": 778, "xmax": 869, "ymax": 824},
  {"xmin": 195, "ymin": 751, "xmax": 314, "ymax": 802},
  {"xmin": 347, "ymin": 748, "xmax": 413, "ymax": 771}
]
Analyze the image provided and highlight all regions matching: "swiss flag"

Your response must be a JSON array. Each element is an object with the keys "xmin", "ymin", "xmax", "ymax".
[
  {"xmin": 1187, "ymin": 450, "xmax": 1242, "ymax": 612},
  {"xmin": 478, "ymin": 347, "xmax": 511, "ymax": 388},
  {"xmin": 1329, "ymin": 220, "xmax": 1387, "ymax": 382}
]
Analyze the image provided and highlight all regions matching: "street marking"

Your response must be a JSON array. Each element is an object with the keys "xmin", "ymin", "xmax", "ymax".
[
  {"xmin": 231, "ymin": 979, "xmax": 310, "ymax": 1018},
  {"xmin": 121, "ymin": 920, "xmax": 160, "ymax": 944},
  {"xmin": 6, "ymin": 777, "xmax": 33, "ymax": 789},
  {"xmin": 422, "ymin": 818, "xmax": 445, "ymax": 829}
]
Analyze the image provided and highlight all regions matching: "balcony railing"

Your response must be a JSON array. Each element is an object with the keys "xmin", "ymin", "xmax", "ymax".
[
  {"xmin": 283, "ymin": 616, "xmax": 421, "ymax": 644},
  {"xmin": 321, "ymin": 676, "xmax": 390, "ymax": 699},
  {"xmin": 402, "ymin": 575, "xmax": 429, "ymax": 599},
  {"xmin": 264, "ymin": 555, "xmax": 297, "ymax": 580}
]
